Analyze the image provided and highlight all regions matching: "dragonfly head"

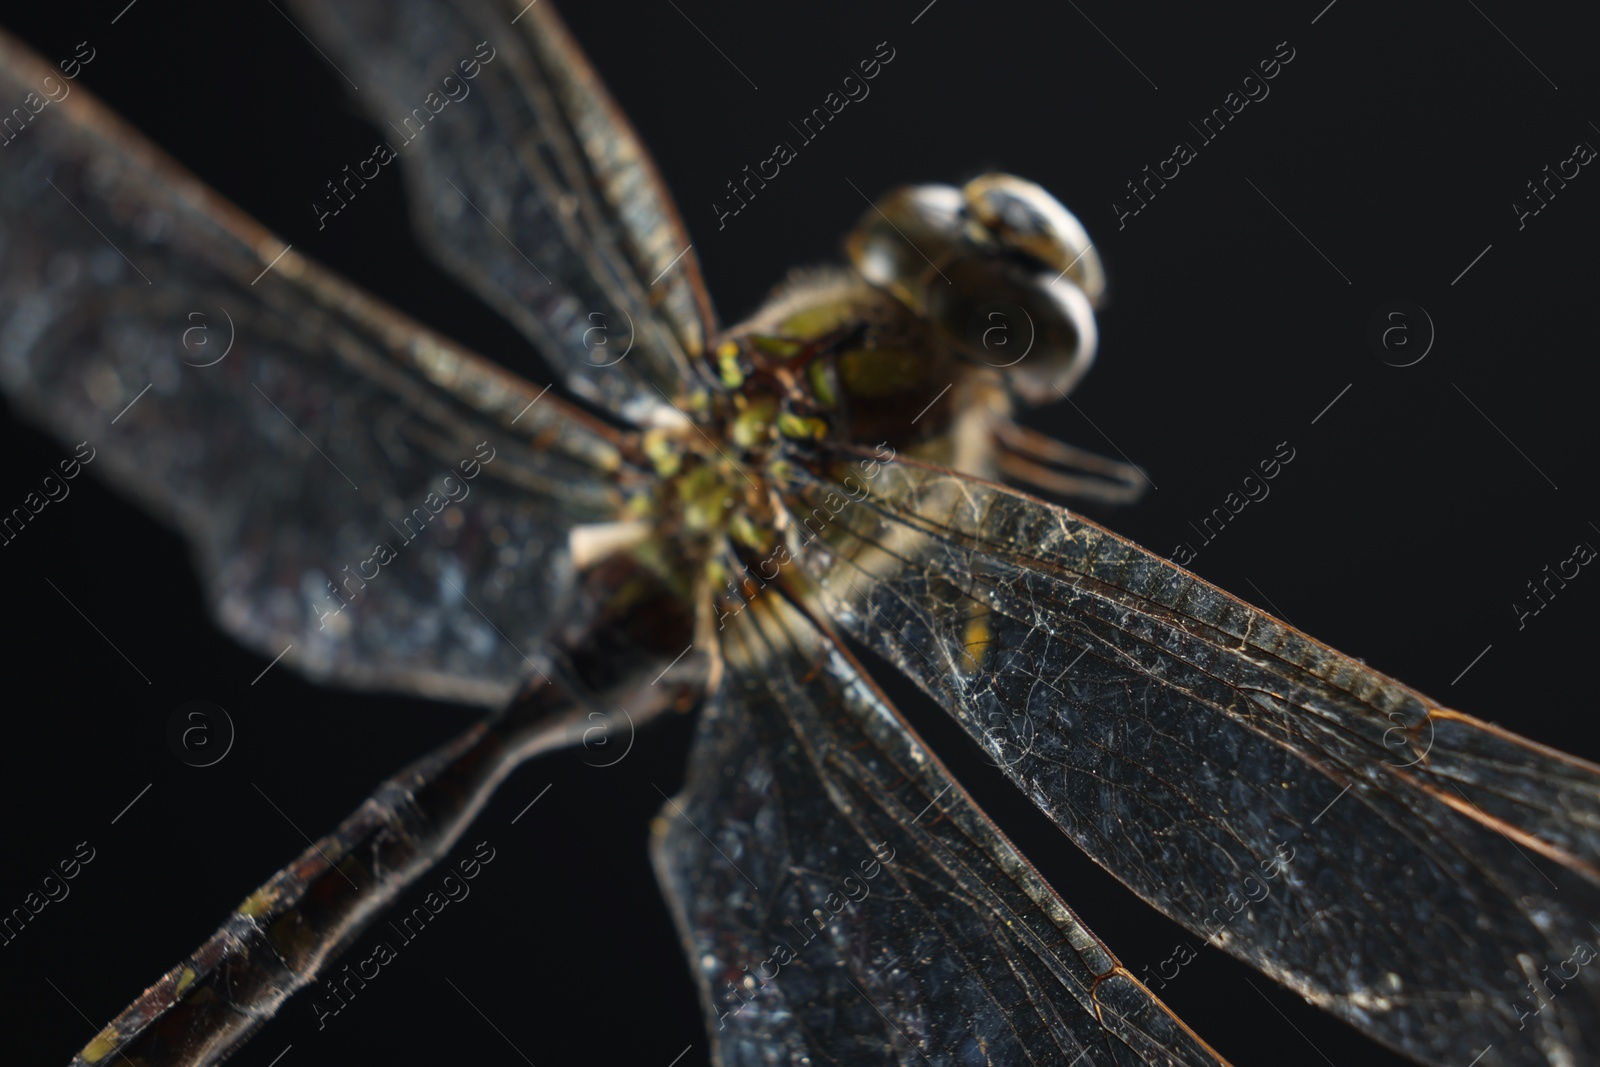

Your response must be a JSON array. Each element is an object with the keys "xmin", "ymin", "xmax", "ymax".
[
  {"xmin": 845, "ymin": 174, "xmax": 1103, "ymax": 405},
  {"xmin": 694, "ymin": 175, "xmax": 1109, "ymax": 499}
]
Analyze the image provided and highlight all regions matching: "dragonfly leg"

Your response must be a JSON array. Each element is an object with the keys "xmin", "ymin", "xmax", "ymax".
[{"xmin": 991, "ymin": 417, "xmax": 1150, "ymax": 506}]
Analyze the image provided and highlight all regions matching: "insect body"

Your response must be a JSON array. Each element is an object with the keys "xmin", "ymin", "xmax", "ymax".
[
  {"xmin": 623, "ymin": 173, "xmax": 1118, "ymax": 653},
  {"xmin": 1, "ymin": 3, "xmax": 1596, "ymax": 1067}
]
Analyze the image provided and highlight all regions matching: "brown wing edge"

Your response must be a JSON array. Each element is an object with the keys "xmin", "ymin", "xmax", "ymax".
[
  {"xmin": 823, "ymin": 441, "xmax": 1600, "ymax": 846},
  {"xmin": 516, "ymin": 0, "xmax": 719, "ymax": 358}
]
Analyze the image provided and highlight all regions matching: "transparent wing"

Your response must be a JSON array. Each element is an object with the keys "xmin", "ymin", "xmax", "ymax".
[
  {"xmin": 652, "ymin": 591, "xmax": 1230, "ymax": 1067},
  {"xmin": 287, "ymin": 0, "xmax": 717, "ymax": 423},
  {"xmin": 773, "ymin": 446, "xmax": 1600, "ymax": 1067},
  {"xmin": 0, "ymin": 30, "xmax": 632, "ymax": 706}
]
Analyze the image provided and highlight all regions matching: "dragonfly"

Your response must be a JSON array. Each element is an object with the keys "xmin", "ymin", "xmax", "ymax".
[{"xmin": 1, "ymin": 2, "xmax": 1596, "ymax": 1065}]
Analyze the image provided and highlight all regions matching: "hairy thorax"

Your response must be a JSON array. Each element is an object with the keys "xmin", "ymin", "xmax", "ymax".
[{"xmin": 606, "ymin": 271, "xmax": 970, "ymax": 597}]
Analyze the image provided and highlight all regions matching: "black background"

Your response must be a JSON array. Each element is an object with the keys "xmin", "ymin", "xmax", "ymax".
[{"xmin": 3, "ymin": 2, "xmax": 1598, "ymax": 1065}]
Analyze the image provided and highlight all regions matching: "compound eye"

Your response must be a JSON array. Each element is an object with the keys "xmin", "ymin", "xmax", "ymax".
[
  {"xmin": 924, "ymin": 257, "xmax": 1098, "ymax": 406},
  {"xmin": 845, "ymin": 184, "xmax": 963, "ymax": 313},
  {"xmin": 962, "ymin": 174, "xmax": 1105, "ymax": 306}
]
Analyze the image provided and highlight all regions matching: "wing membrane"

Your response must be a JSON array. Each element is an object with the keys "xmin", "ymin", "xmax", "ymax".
[
  {"xmin": 0, "ymin": 30, "xmax": 631, "ymax": 705},
  {"xmin": 287, "ymin": 0, "xmax": 717, "ymax": 423},
  {"xmin": 774, "ymin": 446, "xmax": 1600, "ymax": 1067},
  {"xmin": 652, "ymin": 590, "xmax": 1229, "ymax": 1066}
]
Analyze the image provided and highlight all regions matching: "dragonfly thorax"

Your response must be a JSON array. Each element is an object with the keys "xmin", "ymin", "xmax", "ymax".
[
  {"xmin": 627, "ymin": 175, "xmax": 1112, "ymax": 619},
  {"xmin": 620, "ymin": 274, "xmax": 970, "ymax": 614},
  {"xmin": 712, "ymin": 269, "xmax": 965, "ymax": 454}
]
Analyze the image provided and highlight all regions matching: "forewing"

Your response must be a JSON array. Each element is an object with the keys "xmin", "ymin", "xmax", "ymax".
[
  {"xmin": 774, "ymin": 447, "xmax": 1600, "ymax": 1067},
  {"xmin": 651, "ymin": 592, "xmax": 1229, "ymax": 1067},
  {"xmin": 0, "ymin": 30, "xmax": 629, "ymax": 706},
  {"xmin": 287, "ymin": 0, "xmax": 717, "ymax": 424}
]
